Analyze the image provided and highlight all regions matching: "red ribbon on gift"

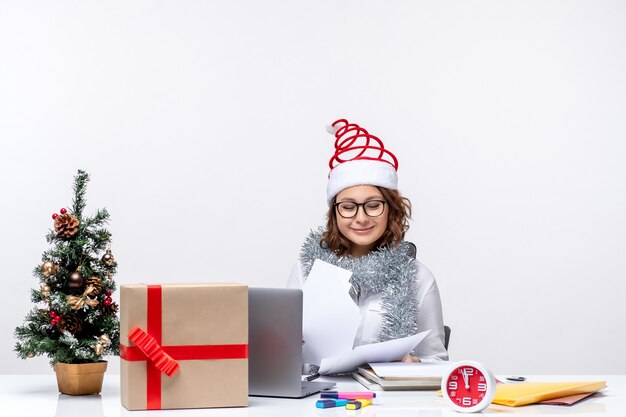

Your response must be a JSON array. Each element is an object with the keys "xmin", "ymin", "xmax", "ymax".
[{"xmin": 120, "ymin": 285, "xmax": 248, "ymax": 410}]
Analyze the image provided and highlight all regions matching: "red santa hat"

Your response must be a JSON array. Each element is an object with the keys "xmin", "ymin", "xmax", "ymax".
[{"xmin": 326, "ymin": 118, "xmax": 398, "ymax": 205}]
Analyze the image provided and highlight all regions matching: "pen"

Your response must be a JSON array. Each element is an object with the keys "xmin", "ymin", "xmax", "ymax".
[
  {"xmin": 320, "ymin": 391, "xmax": 377, "ymax": 400},
  {"xmin": 316, "ymin": 399, "xmax": 349, "ymax": 408},
  {"xmin": 305, "ymin": 372, "xmax": 320, "ymax": 382},
  {"xmin": 346, "ymin": 398, "xmax": 373, "ymax": 410}
]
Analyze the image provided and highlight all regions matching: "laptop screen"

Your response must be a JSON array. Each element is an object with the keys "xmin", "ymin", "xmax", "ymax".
[{"xmin": 248, "ymin": 287, "xmax": 304, "ymax": 397}]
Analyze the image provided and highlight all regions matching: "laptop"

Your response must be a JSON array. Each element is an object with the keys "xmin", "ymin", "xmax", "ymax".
[{"xmin": 248, "ymin": 287, "xmax": 335, "ymax": 398}]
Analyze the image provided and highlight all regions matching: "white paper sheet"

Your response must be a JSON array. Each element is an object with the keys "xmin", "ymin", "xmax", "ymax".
[
  {"xmin": 302, "ymin": 260, "xmax": 361, "ymax": 365},
  {"xmin": 318, "ymin": 329, "xmax": 431, "ymax": 375},
  {"xmin": 368, "ymin": 360, "xmax": 451, "ymax": 378}
]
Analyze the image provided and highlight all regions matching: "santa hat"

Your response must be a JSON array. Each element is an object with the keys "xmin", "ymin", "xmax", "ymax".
[{"xmin": 326, "ymin": 118, "xmax": 398, "ymax": 205}]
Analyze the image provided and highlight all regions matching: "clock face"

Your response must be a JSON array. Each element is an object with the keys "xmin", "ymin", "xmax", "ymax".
[{"xmin": 442, "ymin": 361, "xmax": 496, "ymax": 413}]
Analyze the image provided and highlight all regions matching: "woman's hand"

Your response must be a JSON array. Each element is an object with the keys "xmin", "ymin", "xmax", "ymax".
[{"xmin": 401, "ymin": 354, "xmax": 421, "ymax": 363}]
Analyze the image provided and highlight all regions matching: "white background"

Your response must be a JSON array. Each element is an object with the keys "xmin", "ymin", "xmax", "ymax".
[{"xmin": 1, "ymin": 0, "xmax": 624, "ymax": 375}]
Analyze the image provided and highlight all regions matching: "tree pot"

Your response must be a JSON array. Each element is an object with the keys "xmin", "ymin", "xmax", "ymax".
[{"xmin": 53, "ymin": 361, "xmax": 108, "ymax": 395}]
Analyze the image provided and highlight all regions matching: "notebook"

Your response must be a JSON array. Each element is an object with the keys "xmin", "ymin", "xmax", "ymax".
[
  {"xmin": 353, "ymin": 362, "xmax": 449, "ymax": 390},
  {"xmin": 248, "ymin": 287, "xmax": 335, "ymax": 398}
]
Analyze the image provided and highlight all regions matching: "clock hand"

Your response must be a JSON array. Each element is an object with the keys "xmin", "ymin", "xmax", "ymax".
[{"xmin": 462, "ymin": 369, "xmax": 469, "ymax": 389}]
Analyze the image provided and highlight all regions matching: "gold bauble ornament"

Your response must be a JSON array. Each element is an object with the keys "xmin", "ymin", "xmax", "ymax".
[
  {"xmin": 41, "ymin": 262, "xmax": 59, "ymax": 276},
  {"xmin": 99, "ymin": 334, "xmax": 111, "ymax": 345},
  {"xmin": 26, "ymin": 353, "xmax": 35, "ymax": 359},
  {"xmin": 40, "ymin": 285, "xmax": 51, "ymax": 296},
  {"xmin": 102, "ymin": 249, "xmax": 115, "ymax": 266},
  {"xmin": 94, "ymin": 342, "xmax": 104, "ymax": 355}
]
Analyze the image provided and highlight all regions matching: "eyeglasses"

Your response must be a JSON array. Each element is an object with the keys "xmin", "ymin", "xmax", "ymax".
[{"xmin": 334, "ymin": 200, "xmax": 386, "ymax": 218}]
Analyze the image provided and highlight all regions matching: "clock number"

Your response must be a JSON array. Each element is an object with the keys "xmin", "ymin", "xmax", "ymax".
[
  {"xmin": 464, "ymin": 368, "xmax": 474, "ymax": 376},
  {"xmin": 478, "ymin": 382, "xmax": 487, "ymax": 392},
  {"xmin": 448, "ymin": 381, "xmax": 458, "ymax": 390},
  {"xmin": 462, "ymin": 397, "xmax": 472, "ymax": 406}
]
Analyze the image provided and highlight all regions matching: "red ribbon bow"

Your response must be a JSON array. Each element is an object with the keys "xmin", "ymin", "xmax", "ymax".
[{"xmin": 127, "ymin": 326, "xmax": 180, "ymax": 377}]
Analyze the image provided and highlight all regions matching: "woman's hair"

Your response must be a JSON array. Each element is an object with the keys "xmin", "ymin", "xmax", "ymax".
[{"xmin": 321, "ymin": 187, "xmax": 412, "ymax": 257}]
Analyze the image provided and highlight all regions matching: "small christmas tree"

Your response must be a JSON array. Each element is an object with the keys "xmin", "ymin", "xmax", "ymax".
[{"xmin": 15, "ymin": 170, "xmax": 120, "ymax": 365}]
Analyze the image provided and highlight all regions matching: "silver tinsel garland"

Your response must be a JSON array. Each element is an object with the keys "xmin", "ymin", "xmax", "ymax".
[{"xmin": 299, "ymin": 228, "xmax": 419, "ymax": 342}]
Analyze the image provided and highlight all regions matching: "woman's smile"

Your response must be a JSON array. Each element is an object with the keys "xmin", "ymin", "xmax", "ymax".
[{"xmin": 351, "ymin": 226, "xmax": 375, "ymax": 234}]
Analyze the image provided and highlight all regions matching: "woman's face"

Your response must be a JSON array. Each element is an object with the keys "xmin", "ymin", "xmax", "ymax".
[{"xmin": 335, "ymin": 185, "xmax": 389, "ymax": 257}]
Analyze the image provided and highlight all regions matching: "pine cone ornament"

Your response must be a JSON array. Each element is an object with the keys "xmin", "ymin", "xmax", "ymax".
[
  {"xmin": 99, "ymin": 301, "xmax": 119, "ymax": 316},
  {"xmin": 84, "ymin": 276, "xmax": 103, "ymax": 295},
  {"xmin": 54, "ymin": 213, "xmax": 80, "ymax": 239},
  {"xmin": 58, "ymin": 313, "xmax": 83, "ymax": 334}
]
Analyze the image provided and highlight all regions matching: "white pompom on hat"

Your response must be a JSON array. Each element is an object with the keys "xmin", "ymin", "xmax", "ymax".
[{"xmin": 326, "ymin": 118, "xmax": 398, "ymax": 205}]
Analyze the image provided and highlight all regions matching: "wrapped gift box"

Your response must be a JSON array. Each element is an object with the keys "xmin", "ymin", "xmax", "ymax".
[{"xmin": 120, "ymin": 283, "xmax": 248, "ymax": 410}]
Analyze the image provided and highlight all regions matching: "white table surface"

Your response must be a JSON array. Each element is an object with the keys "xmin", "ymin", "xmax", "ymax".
[{"xmin": 0, "ymin": 374, "xmax": 620, "ymax": 417}]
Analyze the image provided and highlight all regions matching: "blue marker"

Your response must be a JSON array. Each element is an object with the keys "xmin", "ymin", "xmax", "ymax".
[{"xmin": 316, "ymin": 399, "xmax": 350, "ymax": 408}]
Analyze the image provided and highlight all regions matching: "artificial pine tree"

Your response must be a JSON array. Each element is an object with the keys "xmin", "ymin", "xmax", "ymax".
[{"xmin": 15, "ymin": 170, "xmax": 120, "ymax": 366}]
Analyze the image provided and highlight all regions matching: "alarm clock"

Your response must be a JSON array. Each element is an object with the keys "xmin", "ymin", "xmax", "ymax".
[{"xmin": 441, "ymin": 361, "xmax": 497, "ymax": 413}]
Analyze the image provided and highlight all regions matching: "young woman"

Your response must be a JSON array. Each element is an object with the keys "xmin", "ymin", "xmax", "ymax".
[{"xmin": 287, "ymin": 118, "xmax": 448, "ymax": 363}]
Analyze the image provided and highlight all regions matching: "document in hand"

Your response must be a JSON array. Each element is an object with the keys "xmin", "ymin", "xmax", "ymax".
[
  {"xmin": 492, "ymin": 381, "xmax": 607, "ymax": 407},
  {"xmin": 302, "ymin": 260, "xmax": 431, "ymax": 375},
  {"xmin": 318, "ymin": 330, "xmax": 431, "ymax": 375},
  {"xmin": 302, "ymin": 260, "xmax": 360, "ymax": 365}
]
